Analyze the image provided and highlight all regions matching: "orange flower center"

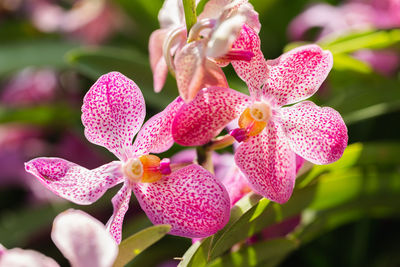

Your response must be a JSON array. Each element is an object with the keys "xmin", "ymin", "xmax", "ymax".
[
  {"xmin": 238, "ymin": 101, "xmax": 272, "ymax": 137},
  {"xmin": 123, "ymin": 155, "xmax": 163, "ymax": 183}
]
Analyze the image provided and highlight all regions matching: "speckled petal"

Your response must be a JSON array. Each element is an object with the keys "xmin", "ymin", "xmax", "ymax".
[
  {"xmin": 280, "ymin": 101, "xmax": 348, "ymax": 165},
  {"xmin": 81, "ymin": 72, "xmax": 145, "ymax": 161},
  {"xmin": 25, "ymin": 158, "xmax": 123, "ymax": 205},
  {"xmin": 231, "ymin": 24, "xmax": 268, "ymax": 97},
  {"xmin": 106, "ymin": 184, "xmax": 132, "ymax": 244},
  {"xmin": 263, "ymin": 45, "xmax": 333, "ymax": 106},
  {"xmin": 0, "ymin": 247, "xmax": 59, "ymax": 267},
  {"xmin": 149, "ymin": 29, "xmax": 169, "ymax": 93},
  {"xmin": 172, "ymin": 87, "xmax": 251, "ymax": 146},
  {"xmin": 174, "ymin": 41, "xmax": 228, "ymax": 102},
  {"xmin": 51, "ymin": 209, "xmax": 118, "ymax": 267},
  {"xmin": 235, "ymin": 121, "xmax": 296, "ymax": 204},
  {"xmin": 132, "ymin": 164, "xmax": 230, "ymax": 238},
  {"xmin": 132, "ymin": 97, "xmax": 185, "ymax": 156}
]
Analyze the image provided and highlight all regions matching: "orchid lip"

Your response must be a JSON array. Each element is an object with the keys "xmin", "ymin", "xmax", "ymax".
[
  {"xmin": 217, "ymin": 50, "xmax": 254, "ymax": 62},
  {"xmin": 249, "ymin": 101, "xmax": 272, "ymax": 122},
  {"xmin": 123, "ymin": 158, "xmax": 144, "ymax": 183},
  {"xmin": 122, "ymin": 155, "xmax": 167, "ymax": 183},
  {"xmin": 188, "ymin": 18, "xmax": 217, "ymax": 42}
]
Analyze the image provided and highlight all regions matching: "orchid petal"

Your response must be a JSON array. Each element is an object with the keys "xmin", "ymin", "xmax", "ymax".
[
  {"xmin": 280, "ymin": 101, "xmax": 348, "ymax": 165},
  {"xmin": 172, "ymin": 87, "xmax": 251, "ymax": 146},
  {"xmin": 133, "ymin": 164, "xmax": 230, "ymax": 238},
  {"xmin": 158, "ymin": 0, "xmax": 185, "ymax": 29},
  {"xmin": 106, "ymin": 183, "xmax": 132, "ymax": 244},
  {"xmin": 51, "ymin": 209, "xmax": 118, "ymax": 267},
  {"xmin": 0, "ymin": 246, "xmax": 59, "ymax": 267},
  {"xmin": 132, "ymin": 97, "xmax": 185, "ymax": 156},
  {"xmin": 174, "ymin": 41, "xmax": 228, "ymax": 102},
  {"xmin": 149, "ymin": 29, "xmax": 169, "ymax": 92},
  {"xmin": 263, "ymin": 45, "xmax": 333, "ymax": 106},
  {"xmin": 81, "ymin": 72, "xmax": 145, "ymax": 161},
  {"xmin": 25, "ymin": 158, "xmax": 123, "ymax": 205},
  {"xmin": 215, "ymin": 153, "xmax": 250, "ymax": 206},
  {"xmin": 295, "ymin": 155, "xmax": 305, "ymax": 173},
  {"xmin": 235, "ymin": 121, "xmax": 296, "ymax": 204},
  {"xmin": 198, "ymin": 0, "xmax": 231, "ymax": 21},
  {"xmin": 231, "ymin": 24, "xmax": 268, "ymax": 97},
  {"xmin": 237, "ymin": 3, "xmax": 261, "ymax": 33},
  {"xmin": 206, "ymin": 14, "xmax": 247, "ymax": 59}
]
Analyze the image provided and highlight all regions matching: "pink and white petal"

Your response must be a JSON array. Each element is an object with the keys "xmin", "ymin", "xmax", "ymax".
[
  {"xmin": 81, "ymin": 72, "xmax": 145, "ymax": 161},
  {"xmin": 231, "ymin": 24, "xmax": 268, "ymax": 97},
  {"xmin": 235, "ymin": 121, "xmax": 297, "ymax": 204},
  {"xmin": 175, "ymin": 41, "xmax": 228, "ymax": 102},
  {"xmin": 172, "ymin": 87, "xmax": 251, "ymax": 146},
  {"xmin": 158, "ymin": 0, "xmax": 185, "ymax": 28},
  {"xmin": 149, "ymin": 29, "xmax": 169, "ymax": 92},
  {"xmin": 215, "ymin": 153, "xmax": 250, "ymax": 206},
  {"xmin": 0, "ymin": 247, "xmax": 59, "ymax": 267},
  {"xmin": 25, "ymin": 158, "xmax": 123, "ymax": 205},
  {"xmin": 132, "ymin": 164, "xmax": 230, "ymax": 238},
  {"xmin": 132, "ymin": 97, "xmax": 185, "ymax": 156},
  {"xmin": 237, "ymin": 3, "xmax": 261, "ymax": 33},
  {"xmin": 51, "ymin": 209, "xmax": 118, "ymax": 267},
  {"xmin": 264, "ymin": 45, "xmax": 333, "ymax": 106},
  {"xmin": 280, "ymin": 101, "xmax": 348, "ymax": 165},
  {"xmin": 106, "ymin": 183, "xmax": 132, "ymax": 244},
  {"xmin": 206, "ymin": 14, "xmax": 247, "ymax": 59},
  {"xmin": 295, "ymin": 155, "xmax": 305, "ymax": 174},
  {"xmin": 198, "ymin": 0, "xmax": 231, "ymax": 21}
]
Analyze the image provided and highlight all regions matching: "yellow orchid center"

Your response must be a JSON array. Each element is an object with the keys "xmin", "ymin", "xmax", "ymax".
[
  {"xmin": 238, "ymin": 101, "xmax": 272, "ymax": 137},
  {"xmin": 123, "ymin": 155, "xmax": 164, "ymax": 183}
]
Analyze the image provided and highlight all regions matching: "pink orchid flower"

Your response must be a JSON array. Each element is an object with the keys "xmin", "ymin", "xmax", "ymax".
[
  {"xmin": 149, "ymin": 0, "xmax": 260, "ymax": 101},
  {"xmin": 25, "ymin": 72, "xmax": 230, "ymax": 243},
  {"xmin": 172, "ymin": 44, "xmax": 348, "ymax": 204},
  {"xmin": 1, "ymin": 68, "xmax": 57, "ymax": 107},
  {"xmin": 149, "ymin": 0, "xmax": 197, "ymax": 93},
  {"xmin": 29, "ymin": 0, "xmax": 120, "ymax": 44},
  {"xmin": 0, "ymin": 209, "xmax": 118, "ymax": 267}
]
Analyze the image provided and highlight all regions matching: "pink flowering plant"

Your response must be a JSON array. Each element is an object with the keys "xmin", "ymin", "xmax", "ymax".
[{"xmin": 1, "ymin": 0, "xmax": 400, "ymax": 266}]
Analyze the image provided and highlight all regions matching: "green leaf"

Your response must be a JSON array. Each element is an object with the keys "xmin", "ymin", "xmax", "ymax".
[
  {"xmin": 179, "ymin": 142, "xmax": 400, "ymax": 267},
  {"xmin": 66, "ymin": 46, "xmax": 176, "ymax": 108},
  {"xmin": 113, "ymin": 224, "xmax": 171, "ymax": 267},
  {"xmin": 183, "ymin": 0, "xmax": 197, "ymax": 33},
  {"xmin": 322, "ymin": 71, "xmax": 400, "ymax": 124},
  {"xmin": 206, "ymin": 238, "xmax": 298, "ymax": 267},
  {"xmin": 319, "ymin": 29, "xmax": 400, "ymax": 54},
  {"xmin": 0, "ymin": 40, "xmax": 76, "ymax": 77},
  {"xmin": 331, "ymin": 53, "xmax": 372, "ymax": 74},
  {"xmin": 0, "ymin": 104, "xmax": 79, "ymax": 127}
]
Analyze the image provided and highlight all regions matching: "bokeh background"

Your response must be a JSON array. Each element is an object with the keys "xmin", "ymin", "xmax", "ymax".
[{"xmin": 0, "ymin": 0, "xmax": 399, "ymax": 266}]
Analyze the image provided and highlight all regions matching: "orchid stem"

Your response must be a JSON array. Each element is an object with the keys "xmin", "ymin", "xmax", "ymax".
[
  {"xmin": 196, "ymin": 134, "xmax": 236, "ymax": 173},
  {"xmin": 182, "ymin": 0, "xmax": 197, "ymax": 33},
  {"xmin": 196, "ymin": 146, "xmax": 214, "ymax": 174},
  {"xmin": 206, "ymin": 134, "xmax": 235, "ymax": 151}
]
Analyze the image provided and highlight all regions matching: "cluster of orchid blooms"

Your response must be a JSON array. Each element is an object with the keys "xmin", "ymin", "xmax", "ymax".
[{"xmin": 1, "ymin": 0, "xmax": 349, "ymax": 265}]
